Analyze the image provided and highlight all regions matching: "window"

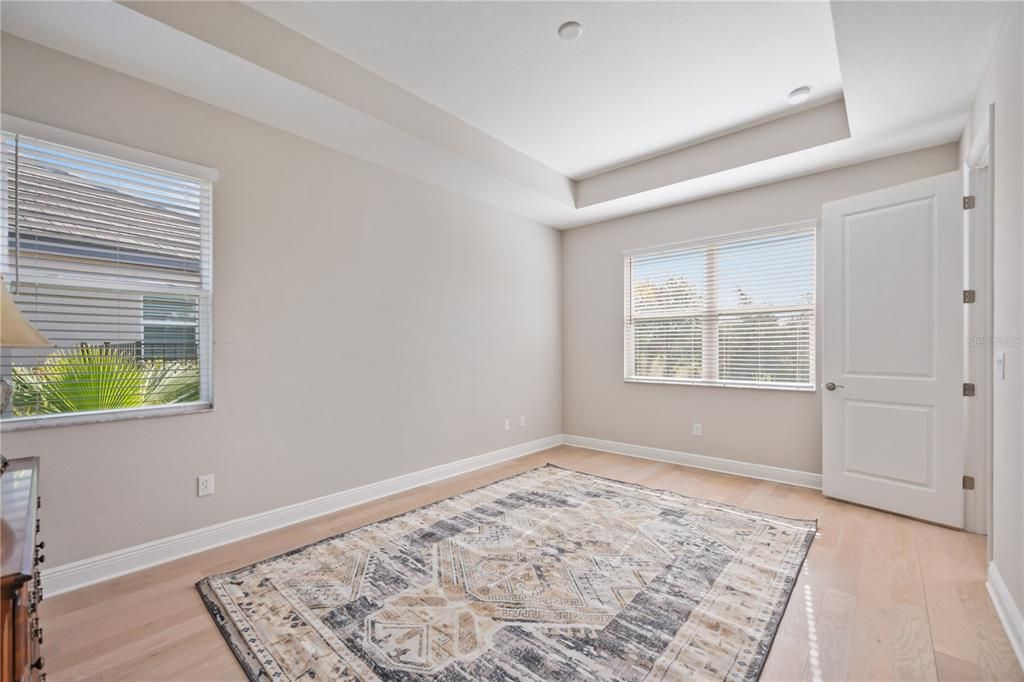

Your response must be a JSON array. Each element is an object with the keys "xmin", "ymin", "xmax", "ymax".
[
  {"xmin": 1, "ymin": 128, "xmax": 213, "ymax": 426},
  {"xmin": 624, "ymin": 223, "xmax": 815, "ymax": 390},
  {"xmin": 142, "ymin": 295, "xmax": 199, "ymax": 360}
]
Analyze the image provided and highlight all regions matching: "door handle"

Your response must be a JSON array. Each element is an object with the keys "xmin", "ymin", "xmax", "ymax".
[{"xmin": 824, "ymin": 382, "xmax": 845, "ymax": 391}]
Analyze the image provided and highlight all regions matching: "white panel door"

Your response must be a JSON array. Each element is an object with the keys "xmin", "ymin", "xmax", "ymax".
[{"xmin": 822, "ymin": 171, "xmax": 965, "ymax": 527}]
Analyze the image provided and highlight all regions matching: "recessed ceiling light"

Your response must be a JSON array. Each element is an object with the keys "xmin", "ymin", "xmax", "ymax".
[
  {"xmin": 558, "ymin": 21, "xmax": 583, "ymax": 41},
  {"xmin": 788, "ymin": 86, "xmax": 811, "ymax": 105}
]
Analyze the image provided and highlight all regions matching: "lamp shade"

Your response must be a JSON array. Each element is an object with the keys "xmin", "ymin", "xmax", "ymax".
[{"xmin": 1, "ymin": 278, "xmax": 51, "ymax": 348}]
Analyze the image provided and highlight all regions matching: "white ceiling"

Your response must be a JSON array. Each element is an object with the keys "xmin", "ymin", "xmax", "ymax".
[
  {"xmin": 0, "ymin": 1, "xmax": 1012, "ymax": 229},
  {"xmin": 251, "ymin": 1, "xmax": 844, "ymax": 179},
  {"xmin": 832, "ymin": 1, "xmax": 1009, "ymax": 139}
]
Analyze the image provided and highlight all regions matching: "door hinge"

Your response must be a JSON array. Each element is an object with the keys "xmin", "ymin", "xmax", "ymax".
[
  {"xmin": 963, "ymin": 289, "xmax": 976, "ymax": 303},
  {"xmin": 962, "ymin": 475, "xmax": 976, "ymax": 490},
  {"xmin": 963, "ymin": 382, "xmax": 976, "ymax": 397},
  {"xmin": 963, "ymin": 195, "xmax": 976, "ymax": 210}
]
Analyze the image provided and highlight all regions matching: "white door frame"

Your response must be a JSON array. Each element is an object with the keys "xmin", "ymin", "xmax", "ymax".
[{"xmin": 963, "ymin": 103, "xmax": 995, "ymax": 546}]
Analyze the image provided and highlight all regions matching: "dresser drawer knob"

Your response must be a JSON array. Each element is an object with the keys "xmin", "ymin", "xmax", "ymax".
[
  {"xmin": 36, "ymin": 541, "xmax": 45, "ymax": 550},
  {"xmin": 33, "ymin": 657, "xmax": 45, "ymax": 670},
  {"xmin": 36, "ymin": 553, "xmax": 46, "ymax": 564}
]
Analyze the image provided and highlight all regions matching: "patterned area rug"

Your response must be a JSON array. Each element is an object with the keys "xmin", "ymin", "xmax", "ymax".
[{"xmin": 197, "ymin": 464, "xmax": 815, "ymax": 681}]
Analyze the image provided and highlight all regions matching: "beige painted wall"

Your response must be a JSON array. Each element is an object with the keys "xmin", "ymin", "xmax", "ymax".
[
  {"xmin": 0, "ymin": 28, "xmax": 984, "ymax": 586},
  {"xmin": 0, "ymin": 36, "xmax": 563, "ymax": 566},
  {"xmin": 960, "ymin": 3, "xmax": 1024, "ymax": 619},
  {"xmin": 562, "ymin": 144, "xmax": 958, "ymax": 475}
]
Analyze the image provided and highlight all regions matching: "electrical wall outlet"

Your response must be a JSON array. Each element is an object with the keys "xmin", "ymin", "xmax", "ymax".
[
  {"xmin": 692, "ymin": 423, "xmax": 703, "ymax": 436},
  {"xmin": 197, "ymin": 474, "xmax": 215, "ymax": 497},
  {"xmin": 504, "ymin": 418, "xmax": 510, "ymax": 431},
  {"xmin": 520, "ymin": 415, "xmax": 526, "ymax": 428}
]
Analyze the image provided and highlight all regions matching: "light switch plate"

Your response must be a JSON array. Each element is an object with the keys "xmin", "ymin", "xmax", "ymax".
[{"xmin": 995, "ymin": 352, "xmax": 1005, "ymax": 380}]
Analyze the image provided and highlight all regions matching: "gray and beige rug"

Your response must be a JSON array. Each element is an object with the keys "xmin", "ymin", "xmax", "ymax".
[{"xmin": 197, "ymin": 464, "xmax": 815, "ymax": 681}]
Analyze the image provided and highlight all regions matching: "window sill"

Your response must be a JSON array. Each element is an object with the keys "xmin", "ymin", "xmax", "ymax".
[
  {"xmin": 625, "ymin": 377, "xmax": 816, "ymax": 392},
  {"xmin": 1, "ymin": 402, "xmax": 213, "ymax": 432}
]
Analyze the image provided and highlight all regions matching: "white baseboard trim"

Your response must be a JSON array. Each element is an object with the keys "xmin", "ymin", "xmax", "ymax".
[
  {"xmin": 42, "ymin": 434, "xmax": 563, "ymax": 596},
  {"xmin": 987, "ymin": 562, "xmax": 1024, "ymax": 670},
  {"xmin": 42, "ymin": 433, "xmax": 825, "ymax": 596},
  {"xmin": 562, "ymin": 434, "xmax": 822, "ymax": 489}
]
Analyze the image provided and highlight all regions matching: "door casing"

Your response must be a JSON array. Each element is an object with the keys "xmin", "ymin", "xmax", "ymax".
[{"xmin": 963, "ymin": 102, "xmax": 995, "ymax": 545}]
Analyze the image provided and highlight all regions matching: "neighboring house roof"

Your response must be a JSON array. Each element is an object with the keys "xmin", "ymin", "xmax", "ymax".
[{"xmin": 10, "ymin": 159, "xmax": 202, "ymax": 271}]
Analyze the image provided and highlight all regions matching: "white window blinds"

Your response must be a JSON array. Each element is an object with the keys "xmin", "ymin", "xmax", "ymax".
[
  {"xmin": 1, "ymin": 130, "xmax": 213, "ymax": 424},
  {"xmin": 624, "ymin": 223, "xmax": 815, "ymax": 390}
]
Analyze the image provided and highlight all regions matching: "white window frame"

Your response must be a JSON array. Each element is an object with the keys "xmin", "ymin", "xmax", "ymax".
[
  {"xmin": 0, "ymin": 115, "xmax": 217, "ymax": 430},
  {"xmin": 623, "ymin": 220, "xmax": 817, "ymax": 392}
]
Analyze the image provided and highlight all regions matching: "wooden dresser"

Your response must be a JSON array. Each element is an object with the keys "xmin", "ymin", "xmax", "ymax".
[{"xmin": 1, "ymin": 456, "xmax": 45, "ymax": 682}]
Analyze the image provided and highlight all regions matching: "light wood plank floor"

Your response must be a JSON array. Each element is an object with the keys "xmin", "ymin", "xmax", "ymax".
[{"xmin": 39, "ymin": 446, "xmax": 1023, "ymax": 681}]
